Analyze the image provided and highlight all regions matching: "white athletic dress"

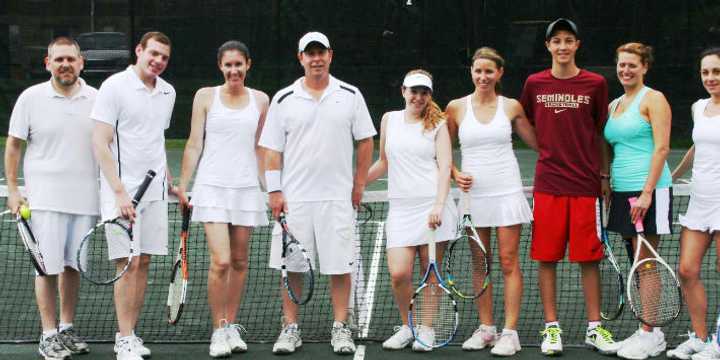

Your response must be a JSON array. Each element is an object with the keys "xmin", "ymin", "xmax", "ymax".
[
  {"xmin": 385, "ymin": 110, "xmax": 457, "ymax": 248},
  {"xmin": 458, "ymin": 95, "xmax": 532, "ymax": 227},
  {"xmin": 679, "ymin": 98, "xmax": 720, "ymax": 232},
  {"xmin": 190, "ymin": 87, "xmax": 268, "ymax": 226}
]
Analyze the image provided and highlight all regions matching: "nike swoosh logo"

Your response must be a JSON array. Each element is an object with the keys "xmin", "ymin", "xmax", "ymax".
[{"xmin": 554, "ymin": 109, "xmax": 567, "ymax": 113}]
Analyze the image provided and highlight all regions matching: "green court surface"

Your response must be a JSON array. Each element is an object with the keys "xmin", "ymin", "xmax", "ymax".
[{"xmin": 0, "ymin": 342, "xmax": 625, "ymax": 359}]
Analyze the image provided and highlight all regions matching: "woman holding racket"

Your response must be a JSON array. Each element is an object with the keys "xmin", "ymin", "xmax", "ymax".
[
  {"xmin": 445, "ymin": 47, "xmax": 536, "ymax": 356},
  {"xmin": 603, "ymin": 42, "xmax": 673, "ymax": 360},
  {"xmin": 666, "ymin": 47, "xmax": 720, "ymax": 360},
  {"xmin": 367, "ymin": 69, "xmax": 457, "ymax": 352},
  {"xmin": 177, "ymin": 40, "xmax": 269, "ymax": 358}
]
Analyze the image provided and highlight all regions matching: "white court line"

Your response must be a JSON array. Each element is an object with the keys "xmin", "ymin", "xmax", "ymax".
[
  {"xmin": 359, "ymin": 220, "xmax": 385, "ymax": 338},
  {"xmin": 353, "ymin": 344, "xmax": 366, "ymax": 360}
]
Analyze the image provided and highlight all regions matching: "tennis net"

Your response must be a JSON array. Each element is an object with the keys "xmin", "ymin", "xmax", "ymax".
[{"xmin": 0, "ymin": 184, "xmax": 717, "ymax": 346}]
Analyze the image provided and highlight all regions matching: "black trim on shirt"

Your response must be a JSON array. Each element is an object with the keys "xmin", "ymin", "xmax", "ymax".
[
  {"xmin": 339, "ymin": 85, "xmax": 355, "ymax": 94},
  {"xmin": 115, "ymin": 119, "xmax": 122, "ymax": 179},
  {"xmin": 277, "ymin": 91, "xmax": 294, "ymax": 104}
]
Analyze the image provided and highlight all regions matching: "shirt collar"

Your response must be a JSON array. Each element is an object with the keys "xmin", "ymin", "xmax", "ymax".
[
  {"xmin": 44, "ymin": 77, "xmax": 91, "ymax": 100},
  {"xmin": 292, "ymin": 74, "xmax": 341, "ymax": 101},
  {"xmin": 126, "ymin": 65, "xmax": 171, "ymax": 95}
]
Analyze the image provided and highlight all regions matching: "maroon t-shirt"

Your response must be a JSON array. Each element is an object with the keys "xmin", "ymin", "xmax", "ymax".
[{"xmin": 520, "ymin": 69, "xmax": 608, "ymax": 197}]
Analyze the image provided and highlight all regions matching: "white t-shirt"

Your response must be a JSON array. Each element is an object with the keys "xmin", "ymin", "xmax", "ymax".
[
  {"xmin": 8, "ymin": 79, "xmax": 100, "ymax": 215},
  {"xmin": 385, "ymin": 110, "xmax": 444, "ymax": 199},
  {"xmin": 259, "ymin": 76, "xmax": 376, "ymax": 202},
  {"xmin": 90, "ymin": 66, "xmax": 175, "ymax": 203}
]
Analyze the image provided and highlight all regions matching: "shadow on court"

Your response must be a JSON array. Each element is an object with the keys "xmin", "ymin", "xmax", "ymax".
[{"xmin": 0, "ymin": 342, "xmax": 624, "ymax": 359}]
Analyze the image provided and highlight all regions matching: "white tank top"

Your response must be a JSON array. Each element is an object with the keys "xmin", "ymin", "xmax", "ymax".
[
  {"xmin": 195, "ymin": 86, "xmax": 261, "ymax": 188},
  {"xmin": 386, "ymin": 110, "xmax": 444, "ymax": 199},
  {"xmin": 458, "ymin": 95, "xmax": 523, "ymax": 196},
  {"xmin": 690, "ymin": 98, "xmax": 720, "ymax": 200}
]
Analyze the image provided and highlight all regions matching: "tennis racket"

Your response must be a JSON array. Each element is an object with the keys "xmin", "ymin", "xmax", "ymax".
[
  {"xmin": 625, "ymin": 197, "xmax": 682, "ymax": 327},
  {"xmin": 599, "ymin": 199, "xmax": 625, "ymax": 321},
  {"xmin": 348, "ymin": 203, "xmax": 371, "ymax": 332},
  {"xmin": 408, "ymin": 229, "xmax": 459, "ymax": 349},
  {"xmin": 77, "ymin": 170, "xmax": 156, "ymax": 285},
  {"xmin": 2, "ymin": 208, "xmax": 47, "ymax": 276},
  {"xmin": 167, "ymin": 199, "xmax": 191, "ymax": 324},
  {"xmin": 278, "ymin": 213, "xmax": 314, "ymax": 305},
  {"xmin": 443, "ymin": 193, "xmax": 490, "ymax": 300}
]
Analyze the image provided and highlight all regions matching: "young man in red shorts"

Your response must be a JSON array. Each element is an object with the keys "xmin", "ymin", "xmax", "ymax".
[{"xmin": 520, "ymin": 18, "xmax": 619, "ymax": 356}]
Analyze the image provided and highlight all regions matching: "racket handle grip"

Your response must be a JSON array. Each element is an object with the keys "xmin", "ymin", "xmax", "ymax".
[
  {"xmin": 132, "ymin": 170, "xmax": 157, "ymax": 207},
  {"xmin": 628, "ymin": 197, "xmax": 645, "ymax": 233}
]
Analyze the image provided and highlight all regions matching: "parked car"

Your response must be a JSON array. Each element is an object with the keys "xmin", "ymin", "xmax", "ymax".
[{"xmin": 77, "ymin": 32, "xmax": 130, "ymax": 76}]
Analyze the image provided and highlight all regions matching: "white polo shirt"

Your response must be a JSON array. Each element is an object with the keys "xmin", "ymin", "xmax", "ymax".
[
  {"xmin": 259, "ymin": 75, "xmax": 376, "ymax": 202},
  {"xmin": 8, "ymin": 79, "xmax": 100, "ymax": 215},
  {"xmin": 91, "ymin": 66, "xmax": 175, "ymax": 203}
]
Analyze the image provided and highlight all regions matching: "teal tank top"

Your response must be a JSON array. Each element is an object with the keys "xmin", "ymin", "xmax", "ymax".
[{"xmin": 603, "ymin": 87, "xmax": 672, "ymax": 192}]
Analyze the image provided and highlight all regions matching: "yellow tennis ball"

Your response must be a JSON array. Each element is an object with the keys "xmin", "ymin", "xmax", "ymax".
[{"xmin": 19, "ymin": 205, "xmax": 31, "ymax": 220}]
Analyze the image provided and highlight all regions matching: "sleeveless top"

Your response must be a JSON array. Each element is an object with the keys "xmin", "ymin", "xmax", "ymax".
[
  {"xmin": 690, "ymin": 98, "xmax": 720, "ymax": 199},
  {"xmin": 386, "ymin": 110, "xmax": 444, "ymax": 199},
  {"xmin": 458, "ymin": 95, "xmax": 524, "ymax": 197},
  {"xmin": 604, "ymin": 86, "xmax": 672, "ymax": 192},
  {"xmin": 195, "ymin": 87, "xmax": 261, "ymax": 188}
]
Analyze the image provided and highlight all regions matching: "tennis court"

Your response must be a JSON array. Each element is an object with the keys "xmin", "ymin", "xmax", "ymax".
[{"xmin": 0, "ymin": 150, "xmax": 717, "ymax": 359}]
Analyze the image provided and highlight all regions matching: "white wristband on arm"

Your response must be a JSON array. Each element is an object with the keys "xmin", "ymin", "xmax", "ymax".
[{"xmin": 265, "ymin": 170, "xmax": 282, "ymax": 193}]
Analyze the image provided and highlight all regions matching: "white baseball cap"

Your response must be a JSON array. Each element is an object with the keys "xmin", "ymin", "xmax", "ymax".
[
  {"xmin": 298, "ymin": 32, "xmax": 331, "ymax": 52},
  {"xmin": 402, "ymin": 73, "xmax": 433, "ymax": 91}
]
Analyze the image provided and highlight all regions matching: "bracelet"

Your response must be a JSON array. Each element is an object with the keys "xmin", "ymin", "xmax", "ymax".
[
  {"xmin": 265, "ymin": 170, "xmax": 282, "ymax": 193},
  {"xmin": 600, "ymin": 173, "xmax": 610, "ymax": 180}
]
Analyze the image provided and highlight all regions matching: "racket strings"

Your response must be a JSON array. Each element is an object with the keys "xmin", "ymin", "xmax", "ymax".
[
  {"xmin": 629, "ymin": 259, "xmax": 681, "ymax": 326},
  {"xmin": 168, "ymin": 264, "xmax": 185, "ymax": 321},
  {"xmin": 446, "ymin": 233, "xmax": 488, "ymax": 297},
  {"xmin": 411, "ymin": 283, "xmax": 456, "ymax": 346},
  {"xmin": 599, "ymin": 253, "xmax": 624, "ymax": 320},
  {"xmin": 284, "ymin": 242, "xmax": 313, "ymax": 304},
  {"xmin": 80, "ymin": 222, "xmax": 130, "ymax": 284}
]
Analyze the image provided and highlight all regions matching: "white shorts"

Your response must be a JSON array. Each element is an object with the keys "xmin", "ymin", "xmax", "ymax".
[
  {"xmin": 467, "ymin": 192, "xmax": 533, "ymax": 227},
  {"xmin": 386, "ymin": 198, "xmax": 457, "ymax": 248},
  {"xmin": 30, "ymin": 211, "xmax": 97, "ymax": 275},
  {"xmin": 679, "ymin": 195, "xmax": 720, "ymax": 233},
  {"xmin": 190, "ymin": 184, "xmax": 269, "ymax": 226},
  {"xmin": 269, "ymin": 201, "xmax": 354, "ymax": 275},
  {"xmin": 101, "ymin": 200, "xmax": 169, "ymax": 259}
]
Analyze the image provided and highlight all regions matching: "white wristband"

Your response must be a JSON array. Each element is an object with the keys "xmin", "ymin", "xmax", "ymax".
[{"xmin": 265, "ymin": 170, "xmax": 282, "ymax": 193}]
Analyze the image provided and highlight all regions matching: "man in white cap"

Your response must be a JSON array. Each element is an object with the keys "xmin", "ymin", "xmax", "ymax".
[{"xmin": 259, "ymin": 31, "xmax": 376, "ymax": 355}]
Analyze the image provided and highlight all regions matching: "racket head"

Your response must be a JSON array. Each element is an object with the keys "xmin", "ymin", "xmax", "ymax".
[
  {"xmin": 77, "ymin": 219, "xmax": 133, "ymax": 285},
  {"xmin": 627, "ymin": 257, "xmax": 682, "ymax": 327},
  {"xmin": 279, "ymin": 216, "xmax": 314, "ymax": 305},
  {"xmin": 444, "ymin": 232, "xmax": 489, "ymax": 300},
  {"xmin": 599, "ymin": 246, "xmax": 625, "ymax": 321},
  {"xmin": 16, "ymin": 215, "xmax": 47, "ymax": 276},
  {"xmin": 408, "ymin": 278, "xmax": 459, "ymax": 348},
  {"xmin": 167, "ymin": 259, "xmax": 187, "ymax": 324}
]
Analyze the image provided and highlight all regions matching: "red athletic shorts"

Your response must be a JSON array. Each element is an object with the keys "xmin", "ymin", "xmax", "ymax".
[{"xmin": 531, "ymin": 192, "xmax": 603, "ymax": 262}]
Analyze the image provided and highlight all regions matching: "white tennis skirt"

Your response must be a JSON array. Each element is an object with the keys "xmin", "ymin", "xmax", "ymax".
[
  {"xmin": 679, "ymin": 195, "xmax": 720, "ymax": 233},
  {"xmin": 467, "ymin": 191, "xmax": 532, "ymax": 227},
  {"xmin": 190, "ymin": 184, "xmax": 269, "ymax": 226},
  {"xmin": 386, "ymin": 197, "xmax": 458, "ymax": 248}
]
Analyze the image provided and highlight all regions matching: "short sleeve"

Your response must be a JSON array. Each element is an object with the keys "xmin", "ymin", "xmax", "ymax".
[
  {"xmin": 165, "ymin": 90, "xmax": 176, "ymax": 130},
  {"xmin": 8, "ymin": 91, "xmax": 30, "ymax": 140},
  {"xmin": 519, "ymin": 79, "xmax": 534, "ymax": 124},
  {"xmin": 351, "ymin": 90, "xmax": 377, "ymax": 140},
  {"xmin": 594, "ymin": 77, "xmax": 609, "ymax": 129},
  {"xmin": 91, "ymin": 80, "xmax": 120, "ymax": 126},
  {"xmin": 258, "ymin": 94, "xmax": 286, "ymax": 152}
]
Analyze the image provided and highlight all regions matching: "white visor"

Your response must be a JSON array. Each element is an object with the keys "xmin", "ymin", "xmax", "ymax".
[{"xmin": 402, "ymin": 73, "xmax": 433, "ymax": 91}]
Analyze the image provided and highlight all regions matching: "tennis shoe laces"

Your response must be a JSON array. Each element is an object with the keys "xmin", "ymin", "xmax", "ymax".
[
  {"xmin": 57, "ymin": 326, "xmax": 90, "ymax": 354},
  {"xmin": 617, "ymin": 328, "xmax": 666, "ymax": 360},
  {"xmin": 331, "ymin": 321, "xmax": 356, "ymax": 354},
  {"xmin": 115, "ymin": 336, "xmax": 143, "ymax": 360},
  {"xmin": 540, "ymin": 325, "xmax": 563, "ymax": 355},
  {"xmin": 273, "ymin": 323, "xmax": 302, "ymax": 354},
  {"xmin": 38, "ymin": 334, "xmax": 72, "ymax": 360},
  {"xmin": 586, "ymin": 325, "xmax": 620, "ymax": 354},
  {"xmin": 225, "ymin": 323, "xmax": 247, "ymax": 352}
]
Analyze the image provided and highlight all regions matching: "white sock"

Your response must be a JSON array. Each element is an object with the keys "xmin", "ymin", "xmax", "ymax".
[
  {"xmin": 587, "ymin": 321, "xmax": 601, "ymax": 331},
  {"xmin": 545, "ymin": 321, "xmax": 560, "ymax": 329},
  {"xmin": 42, "ymin": 329, "xmax": 58, "ymax": 340},
  {"xmin": 59, "ymin": 323, "xmax": 73, "ymax": 332}
]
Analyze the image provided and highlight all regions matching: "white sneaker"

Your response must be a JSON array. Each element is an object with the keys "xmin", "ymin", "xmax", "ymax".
[
  {"xmin": 412, "ymin": 325, "xmax": 435, "ymax": 352},
  {"xmin": 586, "ymin": 325, "xmax": 621, "ymax": 355},
  {"xmin": 491, "ymin": 330, "xmax": 521, "ymax": 356},
  {"xmin": 462, "ymin": 324, "xmax": 497, "ymax": 351},
  {"xmin": 668, "ymin": 333, "xmax": 710, "ymax": 359},
  {"xmin": 114, "ymin": 333, "xmax": 151, "ymax": 358},
  {"xmin": 692, "ymin": 335, "xmax": 720, "ymax": 360},
  {"xmin": 209, "ymin": 328, "xmax": 232, "ymax": 358},
  {"xmin": 540, "ymin": 325, "xmax": 563, "ymax": 355},
  {"xmin": 331, "ymin": 321, "xmax": 356, "ymax": 354},
  {"xmin": 38, "ymin": 334, "xmax": 72, "ymax": 360},
  {"xmin": 225, "ymin": 324, "xmax": 247, "ymax": 352},
  {"xmin": 382, "ymin": 325, "xmax": 414, "ymax": 350},
  {"xmin": 617, "ymin": 328, "xmax": 667, "ymax": 360},
  {"xmin": 115, "ymin": 336, "xmax": 143, "ymax": 360},
  {"xmin": 273, "ymin": 324, "xmax": 302, "ymax": 354}
]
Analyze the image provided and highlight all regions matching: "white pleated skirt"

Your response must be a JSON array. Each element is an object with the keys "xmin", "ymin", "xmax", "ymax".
[
  {"xmin": 190, "ymin": 184, "xmax": 269, "ymax": 226},
  {"xmin": 679, "ymin": 195, "xmax": 720, "ymax": 233},
  {"xmin": 386, "ymin": 197, "xmax": 458, "ymax": 248},
  {"xmin": 467, "ymin": 191, "xmax": 532, "ymax": 227}
]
